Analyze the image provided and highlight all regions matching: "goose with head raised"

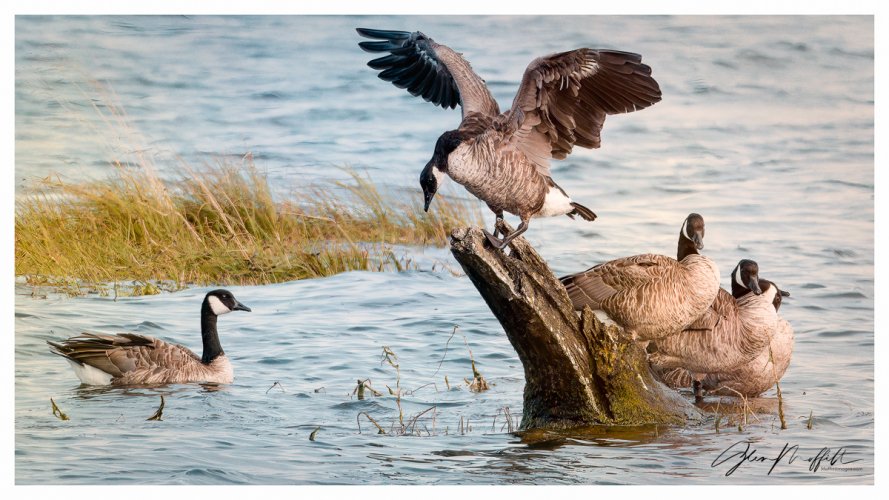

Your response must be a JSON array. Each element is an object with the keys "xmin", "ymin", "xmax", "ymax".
[
  {"xmin": 47, "ymin": 289, "xmax": 250, "ymax": 385},
  {"xmin": 559, "ymin": 213, "xmax": 721, "ymax": 341}
]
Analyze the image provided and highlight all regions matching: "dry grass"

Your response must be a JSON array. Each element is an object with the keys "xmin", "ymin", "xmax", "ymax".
[{"xmin": 15, "ymin": 156, "xmax": 481, "ymax": 294}]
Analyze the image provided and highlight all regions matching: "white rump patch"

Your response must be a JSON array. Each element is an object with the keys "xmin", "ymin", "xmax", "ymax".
[
  {"xmin": 68, "ymin": 359, "xmax": 113, "ymax": 385},
  {"xmin": 535, "ymin": 186, "xmax": 574, "ymax": 218},
  {"xmin": 207, "ymin": 295, "xmax": 232, "ymax": 315}
]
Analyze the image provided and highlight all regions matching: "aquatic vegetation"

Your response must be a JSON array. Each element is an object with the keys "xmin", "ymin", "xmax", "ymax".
[
  {"xmin": 146, "ymin": 395, "xmax": 165, "ymax": 421},
  {"xmin": 15, "ymin": 158, "xmax": 481, "ymax": 295},
  {"xmin": 50, "ymin": 398, "xmax": 69, "ymax": 421}
]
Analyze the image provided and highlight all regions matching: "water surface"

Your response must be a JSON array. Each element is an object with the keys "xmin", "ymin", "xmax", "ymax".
[{"xmin": 14, "ymin": 15, "xmax": 874, "ymax": 484}]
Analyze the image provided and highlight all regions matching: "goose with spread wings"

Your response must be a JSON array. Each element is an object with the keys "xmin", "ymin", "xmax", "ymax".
[{"xmin": 357, "ymin": 28, "xmax": 662, "ymax": 249}]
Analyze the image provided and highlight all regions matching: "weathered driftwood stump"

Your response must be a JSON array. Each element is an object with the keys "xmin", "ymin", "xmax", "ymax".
[{"xmin": 450, "ymin": 225, "xmax": 701, "ymax": 430}]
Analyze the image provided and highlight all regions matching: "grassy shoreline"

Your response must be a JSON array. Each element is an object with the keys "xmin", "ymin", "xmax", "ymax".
[{"xmin": 15, "ymin": 157, "xmax": 480, "ymax": 295}]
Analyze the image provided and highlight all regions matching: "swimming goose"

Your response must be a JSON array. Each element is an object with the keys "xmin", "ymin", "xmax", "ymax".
[
  {"xmin": 357, "ymin": 28, "xmax": 661, "ymax": 249},
  {"xmin": 649, "ymin": 260, "xmax": 777, "ymax": 375},
  {"xmin": 47, "ymin": 289, "xmax": 250, "ymax": 385},
  {"xmin": 656, "ymin": 278, "xmax": 792, "ymax": 398},
  {"xmin": 559, "ymin": 213, "xmax": 720, "ymax": 341}
]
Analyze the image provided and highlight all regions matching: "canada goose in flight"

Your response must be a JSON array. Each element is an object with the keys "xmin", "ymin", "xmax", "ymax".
[
  {"xmin": 47, "ymin": 290, "xmax": 250, "ymax": 385},
  {"xmin": 559, "ymin": 213, "xmax": 720, "ymax": 341},
  {"xmin": 357, "ymin": 28, "xmax": 661, "ymax": 249},
  {"xmin": 650, "ymin": 263, "xmax": 785, "ymax": 397}
]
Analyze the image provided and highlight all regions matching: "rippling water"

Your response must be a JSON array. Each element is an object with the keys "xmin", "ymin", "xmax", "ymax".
[{"xmin": 14, "ymin": 15, "xmax": 873, "ymax": 484}]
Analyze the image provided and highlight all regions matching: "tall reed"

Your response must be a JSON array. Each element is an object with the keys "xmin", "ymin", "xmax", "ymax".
[{"xmin": 15, "ymin": 156, "xmax": 480, "ymax": 293}]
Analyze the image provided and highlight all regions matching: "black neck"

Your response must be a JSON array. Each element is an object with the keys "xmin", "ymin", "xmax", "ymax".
[
  {"xmin": 200, "ymin": 302, "xmax": 224, "ymax": 364},
  {"xmin": 677, "ymin": 235, "xmax": 699, "ymax": 260},
  {"xmin": 731, "ymin": 267, "xmax": 752, "ymax": 299}
]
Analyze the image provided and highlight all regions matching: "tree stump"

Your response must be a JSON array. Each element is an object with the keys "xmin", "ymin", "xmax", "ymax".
[{"xmin": 449, "ymin": 225, "xmax": 701, "ymax": 430}]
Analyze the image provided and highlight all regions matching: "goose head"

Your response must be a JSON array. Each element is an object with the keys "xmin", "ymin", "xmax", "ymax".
[
  {"xmin": 759, "ymin": 279, "xmax": 790, "ymax": 311},
  {"xmin": 731, "ymin": 259, "xmax": 763, "ymax": 297},
  {"xmin": 681, "ymin": 213, "xmax": 705, "ymax": 250},
  {"xmin": 420, "ymin": 130, "xmax": 462, "ymax": 211},
  {"xmin": 676, "ymin": 213, "xmax": 706, "ymax": 259},
  {"xmin": 204, "ymin": 289, "xmax": 252, "ymax": 316}
]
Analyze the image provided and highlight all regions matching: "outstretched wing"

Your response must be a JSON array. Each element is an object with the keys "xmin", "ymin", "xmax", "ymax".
[
  {"xmin": 502, "ymin": 49, "xmax": 662, "ymax": 175},
  {"xmin": 357, "ymin": 28, "xmax": 500, "ymax": 119}
]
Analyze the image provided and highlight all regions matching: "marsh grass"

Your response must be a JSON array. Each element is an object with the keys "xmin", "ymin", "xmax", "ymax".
[{"xmin": 15, "ymin": 156, "xmax": 481, "ymax": 294}]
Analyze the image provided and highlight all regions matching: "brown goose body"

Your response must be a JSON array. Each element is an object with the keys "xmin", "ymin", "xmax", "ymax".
[
  {"xmin": 655, "ymin": 277, "xmax": 793, "ymax": 397},
  {"xmin": 650, "ymin": 285, "xmax": 779, "ymax": 374},
  {"xmin": 358, "ymin": 29, "xmax": 661, "ymax": 248},
  {"xmin": 700, "ymin": 316, "xmax": 794, "ymax": 397},
  {"xmin": 559, "ymin": 213, "xmax": 720, "ymax": 341},
  {"xmin": 447, "ymin": 128, "xmax": 562, "ymax": 220},
  {"xmin": 47, "ymin": 289, "xmax": 250, "ymax": 386},
  {"xmin": 48, "ymin": 333, "xmax": 234, "ymax": 385}
]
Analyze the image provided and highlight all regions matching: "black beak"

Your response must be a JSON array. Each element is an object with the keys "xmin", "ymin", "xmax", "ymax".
[
  {"xmin": 420, "ymin": 159, "xmax": 438, "ymax": 213},
  {"xmin": 780, "ymin": 290, "xmax": 791, "ymax": 297},
  {"xmin": 233, "ymin": 301, "xmax": 251, "ymax": 312},
  {"xmin": 692, "ymin": 231, "xmax": 704, "ymax": 250},
  {"xmin": 748, "ymin": 278, "xmax": 763, "ymax": 295},
  {"xmin": 423, "ymin": 190, "xmax": 435, "ymax": 212}
]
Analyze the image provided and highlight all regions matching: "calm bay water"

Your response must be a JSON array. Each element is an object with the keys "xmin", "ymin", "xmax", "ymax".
[{"xmin": 14, "ymin": 15, "xmax": 874, "ymax": 484}]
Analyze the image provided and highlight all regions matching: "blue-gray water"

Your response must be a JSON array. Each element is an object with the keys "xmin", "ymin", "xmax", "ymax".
[{"xmin": 15, "ymin": 15, "xmax": 873, "ymax": 484}]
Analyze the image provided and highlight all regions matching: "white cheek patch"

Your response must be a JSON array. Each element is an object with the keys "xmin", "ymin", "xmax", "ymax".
[
  {"xmin": 681, "ymin": 219, "xmax": 693, "ymax": 242},
  {"xmin": 733, "ymin": 268, "xmax": 747, "ymax": 289},
  {"xmin": 433, "ymin": 165, "xmax": 448, "ymax": 187},
  {"xmin": 207, "ymin": 295, "xmax": 232, "ymax": 315}
]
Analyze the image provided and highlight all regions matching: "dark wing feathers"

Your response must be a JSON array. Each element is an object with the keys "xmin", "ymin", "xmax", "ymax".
[
  {"xmin": 47, "ymin": 332, "xmax": 201, "ymax": 380},
  {"xmin": 358, "ymin": 29, "xmax": 662, "ymax": 173},
  {"xmin": 506, "ymin": 48, "xmax": 661, "ymax": 173},
  {"xmin": 357, "ymin": 28, "xmax": 500, "ymax": 118},
  {"xmin": 357, "ymin": 28, "xmax": 461, "ymax": 110}
]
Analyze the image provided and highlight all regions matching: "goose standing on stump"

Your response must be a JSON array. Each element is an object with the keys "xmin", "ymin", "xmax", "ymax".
[
  {"xmin": 357, "ymin": 28, "xmax": 661, "ymax": 249},
  {"xmin": 559, "ymin": 213, "xmax": 720, "ymax": 341},
  {"xmin": 47, "ymin": 289, "xmax": 250, "ymax": 385}
]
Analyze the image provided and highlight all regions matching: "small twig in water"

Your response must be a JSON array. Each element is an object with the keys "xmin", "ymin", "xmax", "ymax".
[
  {"xmin": 50, "ymin": 398, "xmax": 69, "ymax": 421},
  {"xmin": 462, "ymin": 337, "xmax": 490, "ymax": 392},
  {"xmin": 357, "ymin": 411, "xmax": 386, "ymax": 434},
  {"xmin": 405, "ymin": 406, "xmax": 436, "ymax": 435},
  {"xmin": 353, "ymin": 379, "xmax": 383, "ymax": 400},
  {"xmin": 807, "ymin": 410, "xmax": 814, "ymax": 430},
  {"xmin": 432, "ymin": 325, "xmax": 460, "ymax": 377},
  {"xmin": 146, "ymin": 395, "xmax": 165, "ymax": 421},
  {"xmin": 769, "ymin": 345, "xmax": 788, "ymax": 430},
  {"xmin": 775, "ymin": 381, "xmax": 787, "ymax": 430},
  {"xmin": 309, "ymin": 427, "xmax": 320, "ymax": 441},
  {"xmin": 266, "ymin": 381, "xmax": 286, "ymax": 394}
]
